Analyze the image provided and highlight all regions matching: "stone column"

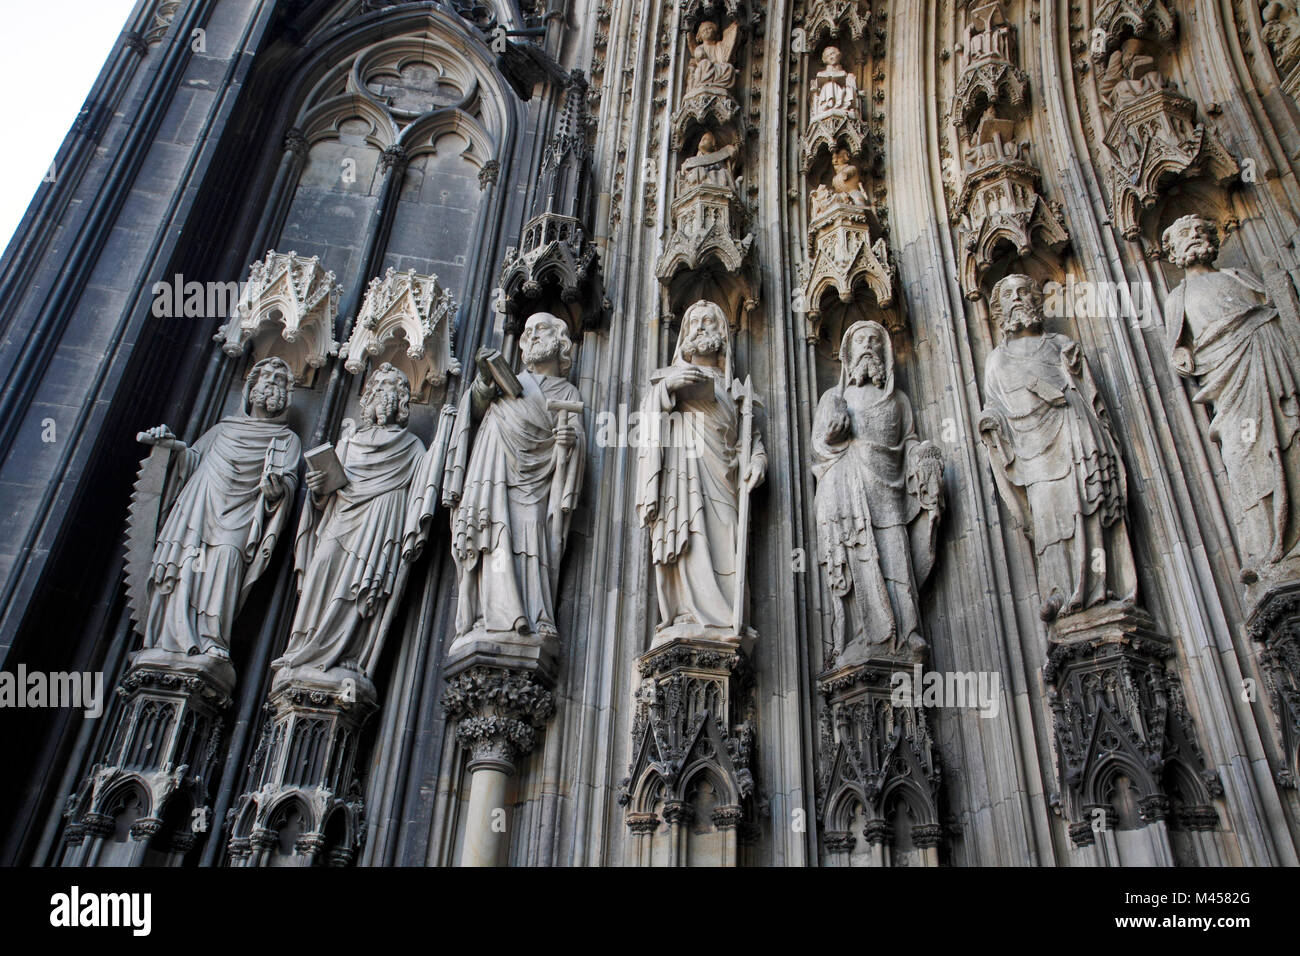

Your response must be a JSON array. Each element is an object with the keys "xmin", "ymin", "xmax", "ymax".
[{"xmin": 441, "ymin": 663, "xmax": 556, "ymax": 867}]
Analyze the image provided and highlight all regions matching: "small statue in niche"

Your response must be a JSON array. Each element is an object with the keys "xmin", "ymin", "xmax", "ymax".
[
  {"xmin": 1162, "ymin": 214, "xmax": 1300, "ymax": 583},
  {"xmin": 1262, "ymin": 1, "xmax": 1300, "ymax": 76},
  {"xmin": 130, "ymin": 356, "xmax": 301, "ymax": 661},
  {"xmin": 686, "ymin": 20, "xmax": 740, "ymax": 95},
  {"xmin": 811, "ymin": 148, "xmax": 870, "ymax": 219},
  {"xmin": 810, "ymin": 46, "xmax": 859, "ymax": 122},
  {"xmin": 678, "ymin": 130, "xmax": 737, "ymax": 190},
  {"xmin": 979, "ymin": 274, "xmax": 1138, "ymax": 623},
  {"xmin": 813, "ymin": 321, "xmax": 944, "ymax": 663},
  {"xmin": 1098, "ymin": 38, "xmax": 1166, "ymax": 110},
  {"xmin": 274, "ymin": 363, "xmax": 442, "ymax": 678}
]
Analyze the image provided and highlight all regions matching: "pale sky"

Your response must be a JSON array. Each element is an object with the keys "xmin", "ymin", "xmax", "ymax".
[{"xmin": 0, "ymin": 0, "xmax": 142, "ymax": 252}]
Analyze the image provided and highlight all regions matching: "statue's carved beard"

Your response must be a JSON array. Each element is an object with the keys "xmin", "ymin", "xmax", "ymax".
[
  {"xmin": 682, "ymin": 327, "xmax": 724, "ymax": 360},
  {"xmin": 523, "ymin": 337, "xmax": 561, "ymax": 368},
  {"xmin": 1001, "ymin": 304, "xmax": 1042, "ymax": 334},
  {"xmin": 848, "ymin": 350, "xmax": 886, "ymax": 387},
  {"xmin": 366, "ymin": 388, "xmax": 404, "ymax": 427},
  {"xmin": 1178, "ymin": 235, "xmax": 1216, "ymax": 265},
  {"xmin": 251, "ymin": 382, "xmax": 287, "ymax": 414}
]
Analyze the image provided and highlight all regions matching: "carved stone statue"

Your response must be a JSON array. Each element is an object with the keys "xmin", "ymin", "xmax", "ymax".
[
  {"xmin": 1163, "ymin": 215, "xmax": 1300, "ymax": 582},
  {"xmin": 1098, "ymin": 38, "xmax": 1165, "ymax": 110},
  {"xmin": 811, "ymin": 148, "xmax": 870, "ymax": 219},
  {"xmin": 979, "ymin": 274, "xmax": 1137, "ymax": 622},
  {"xmin": 274, "ymin": 363, "xmax": 442, "ymax": 677},
  {"xmin": 686, "ymin": 20, "xmax": 740, "ymax": 95},
  {"xmin": 1262, "ymin": 1, "xmax": 1300, "ymax": 76},
  {"xmin": 636, "ymin": 299, "xmax": 766, "ymax": 645},
  {"xmin": 679, "ymin": 131, "xmax": 737, "ymax": 190},
  {"xmin": 444, "ymin": 313, "xmax": 586, "ymax": 652},
  {"xmin": 810, "ymin": 46, "xmax": 859, "ymax": 121},
  {"xmin": 132, "ymin": 356, "xmax": 301, "ymax": 660},
  {"xmin": 813, "ymin": 321, "xmax": 944, "ymax": 663}
]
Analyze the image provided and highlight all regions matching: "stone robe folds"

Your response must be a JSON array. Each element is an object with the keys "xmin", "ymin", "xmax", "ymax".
[
  {"xmin": 444, "ymin": 371, "xmax": 585, "ymax": 641},
  {"xmin": 280, "ymin": 425, "xmax": 439, "ymax": 672},
  {"xmin": 813, "ymin": 378, "xmax": 925, "ymax": 657},
  {"xmin": 145, "ymin": 417, "xmax": 300, "ymax": 657},
  {"xmin": 636, "ymin": 367, "xmax": 766, "ymax": 639},
  {"xmin": 983, "ymin": 333, "xmax": 1136, "ymax": 614},
  {"xmin": 1167, "ymin": 269, "xmax": 1300, "ymax": 569}
]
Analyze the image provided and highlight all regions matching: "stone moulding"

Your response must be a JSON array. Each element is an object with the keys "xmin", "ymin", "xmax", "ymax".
[
  {"xmin": 340, "ymin": 267, "xmax": 461, "ymax": 402},
  {"xmin": 671, "ymin": 91, "xmax": 744, "ymax": 150},
  {"xmin": 1102, "ymin": 88, "xmax": 1239, "ymax": 240},
  {"xmin": 216, "ymin": 250, "xmax": 342, "ymax": 385}
]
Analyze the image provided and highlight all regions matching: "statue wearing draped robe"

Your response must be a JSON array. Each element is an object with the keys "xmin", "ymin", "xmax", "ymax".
[
  {"xmin": 274, "ymin": 363, "xmax": 442, "ymax": 677},
  {"xmin": 444, "ymin": 313, "xmax": 586, "ymax": 652},
  {"xmin": 979, "ymin": 274, "xmax": 1137, "ymax": 622},
  {"xmin": 134, "ymin": 356, "xmax": 300, "ymax": 661},
  {"xmin": 686, "ymin": 20, "xmax": 740, "ymax": 96},
  {"xmin": 636, "ymin": 299, "xmax": 766, "ymax": 645},
  {"xmin": 1163, "ymin": 214, "xmax": 1300, "ymax": 582},
  {"xmin": 813, "ymin": 322, "xmax": 943, "ymax": 663}
]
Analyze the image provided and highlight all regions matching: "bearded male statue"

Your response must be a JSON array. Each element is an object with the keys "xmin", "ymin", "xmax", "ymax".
[
  {"xmin": 813, "ymin": 321, "xmax": 944, "ymax": 663},
  {"xmin": 273, "ymin": 363, "xmax": 442, "ymax": 679},
  {"xmin": 131, "ymin": 356, "xmax": 300, "ymax": 662},
  {"xmin": 636, "ymin": 299, "xmax": 766, "ymax": 645},
  {"xmin": 443, "ymin": 312, "xmax": 586, "ymax": 656},
  {"xmin": 1163, "ymin": 214, "xmax": 1300, "ymax": 584},
  {"xmin": 979, "ymin": 274, "xmax": 1137, "ymax": 622}
]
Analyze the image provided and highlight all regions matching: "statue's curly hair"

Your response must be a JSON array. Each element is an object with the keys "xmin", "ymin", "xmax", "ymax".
[{"xmin": 361, "ymin": 362, "xmax": 412, "ymax": 427}]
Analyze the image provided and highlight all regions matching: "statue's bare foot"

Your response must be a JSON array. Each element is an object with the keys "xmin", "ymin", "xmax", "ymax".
[
  {"xmin": 1240, "ymin": 565, "xmax": 1259, "ymax": 585},
  {"xmin": 1040, "ymin": 593, "xmax": 1064, "ymax": 623}
]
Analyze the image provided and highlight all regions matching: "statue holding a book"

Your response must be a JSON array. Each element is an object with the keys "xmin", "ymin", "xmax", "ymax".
[
  {"xmin": 273, "ymin": 363, "xmax": 443, "ymax": 681},
  {"xmin": 443, "ymin": 312, "xmax": 586, "ymax": 658}
]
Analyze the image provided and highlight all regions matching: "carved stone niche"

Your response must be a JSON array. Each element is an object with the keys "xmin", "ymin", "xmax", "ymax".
[
  {"xmin": 1246, "ymin": 581, "xmax": 1300, "ymax": 789},
  {"xmin": 953, "ymin": 0, "xmax": 1028, "ymax": 136},
  {"xmin": 216, "ymin": 250, "xmax": 342, "ymax": 386},
  {"xmin": 499, "ymin": 213, "xmax": 600, "ymax": 325},
  {"xmin": 1044, "ymin": 606, "xmax": 1222, "ymax": 855},
  {"xmin": 803, "ymin": 196, "xmax": 895, "ymax": 333},
  {"xmin": 815, "ymin": 661, "xmax": 942, "ymax": 867},
  {"xmin": 954, "ymin": 115, "xmax": 1068, "ymax": 299},
  {"xmin": 1100, "ymin": 84, "xmax": 1238, "ymax": 240},
  {"xmin": 803, "ymin": 0, "xmax": 873, "ymax": 48},
  {"xmin": 1089, "ymin": 0, "xmax": 1177, "ymax": 63},
  {"xmin": 672, "ymin": 13, "xmax": 748, "ymax": 150},
  {"xmin": 226, "ymin": 670, "xmax": 377, "ymax": 867},
  {"xmin": 618, "ymin": 640, "xmax": 756, "ymax": 866},
  {"xmin": 340, "ymin": 268, "xmax": 460, "ymax": 403},
  {"xmin": 62, "ymin": 651, "xmax": 232, "ymax": 866},
  {"xmin": 656, "ymin": 155, "xmax": 755, "ymax": 292}
]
